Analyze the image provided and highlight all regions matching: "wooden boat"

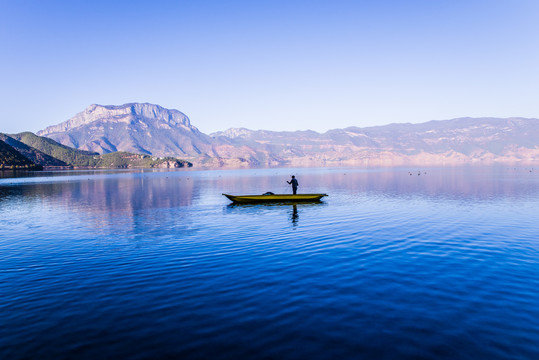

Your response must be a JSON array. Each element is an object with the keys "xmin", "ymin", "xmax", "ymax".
[{"xmin": 223, "ymin": 193, "xmax": 328, "ymax": 203}]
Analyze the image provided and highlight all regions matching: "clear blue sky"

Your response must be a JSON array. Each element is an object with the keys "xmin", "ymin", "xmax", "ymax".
[{"xmin": 1, "ymin": 0, "xmax": 538, "ymax": 134}]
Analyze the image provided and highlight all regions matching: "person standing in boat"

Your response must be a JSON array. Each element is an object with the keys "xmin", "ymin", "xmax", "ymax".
[{"xmin": 287, "ymin": 175, "xmax": 299, "ymax": 195}]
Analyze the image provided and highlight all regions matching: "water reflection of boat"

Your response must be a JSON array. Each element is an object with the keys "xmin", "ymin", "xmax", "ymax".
[
  {"xmin": 223, "ymin": 193, "xmax": 328, "ymax": 203},
  {"xmin": 225, "ymin": 201, "xmax": 326, "ymax": 227}
]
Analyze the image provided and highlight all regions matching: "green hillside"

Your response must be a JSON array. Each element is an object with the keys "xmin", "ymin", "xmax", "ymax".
[
  {"xmin": 0, "ymin": 133, "xmax": 68, "ymax": 166},
  {"xmin": 9, "ymin": 132, "xmax": 192, "ymax": 168},
  {"xmin": 8, "ymin": 132, "xmax": 99, "ymax": 166},
  {"xmin": 0, "ymin": 139, "xmax": 42, "ymax": 170}
]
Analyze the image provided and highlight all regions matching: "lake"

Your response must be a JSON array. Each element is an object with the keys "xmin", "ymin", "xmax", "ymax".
[{"xmin": 1, "ymin": 166, "xmax": 538, "ymax": 359}]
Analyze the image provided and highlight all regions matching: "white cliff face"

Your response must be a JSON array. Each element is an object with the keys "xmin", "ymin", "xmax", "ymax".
[
  {"xmin": 38, "ymin": 103, "xmax": 193, "ymax": 136},
  {"xmin": 35, "ymin": 103, "xmax": 210, "ymax": 158}
]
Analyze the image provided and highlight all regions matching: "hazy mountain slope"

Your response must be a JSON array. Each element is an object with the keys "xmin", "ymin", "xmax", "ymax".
[
  {"xmin": 212, "ymin": 117, "xmax": 539, "ymax": 165},
  {"xmin": 0, "ymin": 133, "xmax": 68, "ymax": 166},
  {"xmin": 338, "ymin": 117, "xmax": 539, "ymax": 155},
  {"xmin": 0, "ymin": 138, "xmax": 41, "ymax": 169}
]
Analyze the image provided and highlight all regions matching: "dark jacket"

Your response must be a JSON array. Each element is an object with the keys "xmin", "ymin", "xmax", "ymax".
[{"xmin": 288, "ymin": 178, "xmax": 298, "ymax": 188}]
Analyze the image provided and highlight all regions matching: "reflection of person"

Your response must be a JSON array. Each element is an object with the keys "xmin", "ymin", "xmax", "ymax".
[
  {"xmin": 287, "ymin": 175, "xmax": 299, "ymax": 195},
  {"xmin": 291, "ymin": 204, "xmax": 298, "ymax": 226}
]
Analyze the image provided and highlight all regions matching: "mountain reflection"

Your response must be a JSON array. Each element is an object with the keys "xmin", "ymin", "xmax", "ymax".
[
  {"xmin": 0, "ymin": 171, "xmax": 199, "ymax": 232},
  {"xmin": 1, "ymin": 166, "xmax": 538, "ymax": 223},
  {"xmin": 14, "ymin": 175, "xmax": 196, "ymax": 210},
  {"xmin": 293, "ymin": 166, "xmax": 539, "ymax": 201},
  {"xmin": 209, "ymin": 166, "xmax": 539, "ymax": 202}
]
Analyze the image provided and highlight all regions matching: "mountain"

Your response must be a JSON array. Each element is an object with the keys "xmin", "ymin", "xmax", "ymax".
[
  {"xmin": 6, "ymin": 132, "xmax": 192, "ymax": 169},
  {"xmin": 38, "ymin": 103, "xmax": 539, "ymax": 167},
  {"xmin": 0, "ymin": 138, "xmax": 42, "ymax": 170},
  {"xmin": 37, "ymin": 103, "xmax": 279, "ymax": 167},
  {"xmin": 211, "ymin": 118, "xmax": 539, "ymax": 166},
  {"xmin": 38, "ymin": 103, "xmax": 216, "ymax": 157}
]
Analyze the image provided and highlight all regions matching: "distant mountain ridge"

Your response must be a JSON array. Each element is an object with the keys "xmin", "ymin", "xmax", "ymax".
[
  {"xmin": 211, "ymin": 117, "xmax": 539, "ymax": 164},
  {"xmin": 209, "ymin": 117, "xmax": 539, "ymax": 166},
  {"xmin": 37, "ymin": 103, "xmax": 539, "ymax": 167}
]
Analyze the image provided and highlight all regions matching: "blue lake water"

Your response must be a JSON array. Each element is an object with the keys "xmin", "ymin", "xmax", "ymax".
[{"xmin": 1, "ymin": 166, "xmax": 538, "ymax": 359}]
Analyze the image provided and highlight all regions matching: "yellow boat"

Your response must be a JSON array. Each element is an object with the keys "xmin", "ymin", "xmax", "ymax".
[{"xmin": 223, "ymin": 193, "xmax": 328, "ymax": 203}]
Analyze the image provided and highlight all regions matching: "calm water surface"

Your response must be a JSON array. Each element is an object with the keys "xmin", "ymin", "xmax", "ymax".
[{"xmin": 1, "ymin": 166, "xmax": 538, "ymax": 359}]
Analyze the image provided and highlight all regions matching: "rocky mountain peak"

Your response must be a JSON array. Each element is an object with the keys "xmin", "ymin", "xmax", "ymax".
[{"xmin": 38, "ymin": 103, "xmax": 193, "ymax": 136}]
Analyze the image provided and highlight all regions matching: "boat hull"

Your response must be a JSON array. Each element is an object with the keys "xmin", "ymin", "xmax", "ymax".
[{"xmin": 223, "ymin": 193, "xmax": 328, "ymax": 203}]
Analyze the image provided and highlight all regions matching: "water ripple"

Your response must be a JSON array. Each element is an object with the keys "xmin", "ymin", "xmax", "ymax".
[{"xmin": 1, "ymin": 166, "xmax": 539, "ymax": 359}]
